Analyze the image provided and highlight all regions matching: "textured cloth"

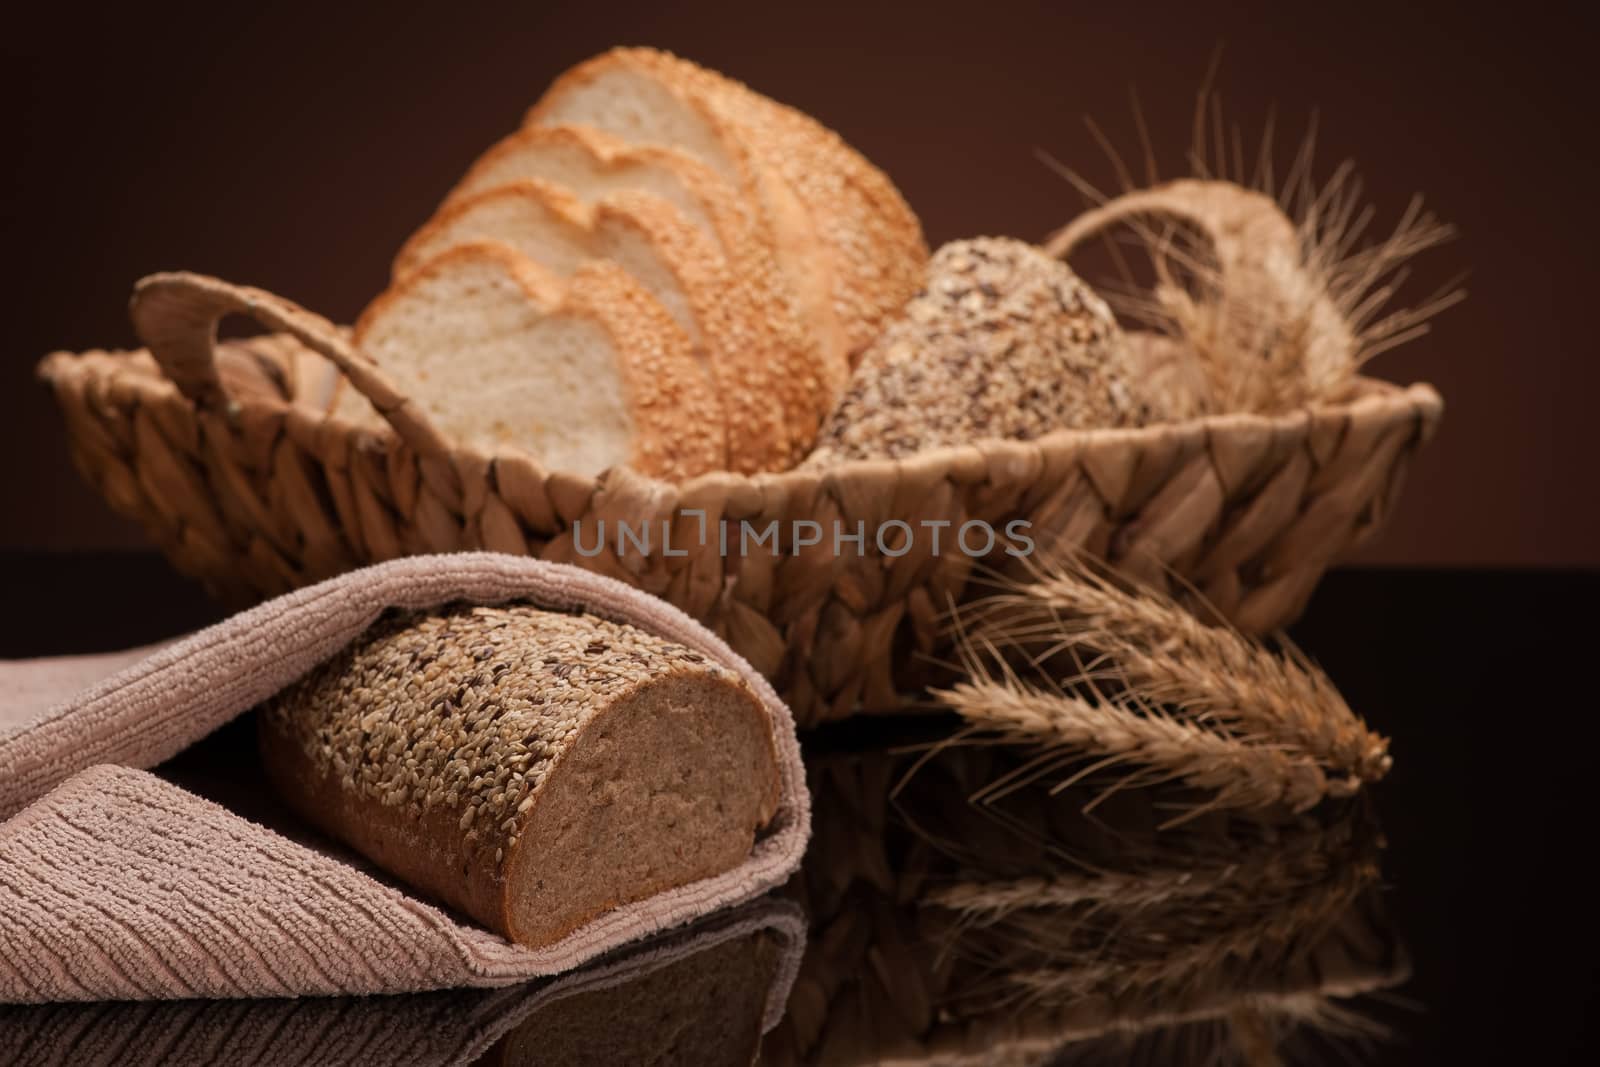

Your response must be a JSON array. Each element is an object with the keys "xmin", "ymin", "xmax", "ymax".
[
  {"xmin": 0, "ymin": 553, "xmax": 809, "ymax": 1004},
  {"xmin": 0, "ymin": 897, "xmax": 805, "ymax": 1065}
]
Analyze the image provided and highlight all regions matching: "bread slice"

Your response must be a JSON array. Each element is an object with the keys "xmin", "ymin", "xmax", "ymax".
[
  {"xmin": 396, "ymin": 178, "xmax": 594, "ymax": 280},
  {"xmin": 442, "ymin": 125, "xmax": 827, "ymax": 464},
  {"xmin": 524, "ymin": 53, "xmax": 852, "ymax": 408},
  {"xmin": 258, "ymin": 603, "xmax": 782, "ymax": 949},
  {"xmin": 526, "ymin": 49, "xmax": 929, "ymax": 369},
  {"xmin": 353, "ymin": 240, "xmax": 725, "ymax": 480},
  {"xmin": 395, "ymin": 180, "xmax": 789, "ymax": 472}
]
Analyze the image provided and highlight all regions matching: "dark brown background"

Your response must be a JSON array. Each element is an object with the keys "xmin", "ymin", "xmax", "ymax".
[{"xmin": 5, "ymin": 0, "xmax": 1594, "ymax": 563}]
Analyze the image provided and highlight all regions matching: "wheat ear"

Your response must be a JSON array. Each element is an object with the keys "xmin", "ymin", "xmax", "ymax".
[
  {"xmin": 970, "ymin": 555, "xmax": 1391, "ymax": 793},
  {"xmin": 1041, "ymin": 79, "xmax": 1461, "ymax": 413},
  {"xmin": 933, "ymin": 676, "xmax": 1332, "ymax": 818}
]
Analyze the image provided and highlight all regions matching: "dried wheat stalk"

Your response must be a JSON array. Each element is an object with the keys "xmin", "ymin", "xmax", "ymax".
[
  {"xmin": 934, "ymin": 555, "xmax": 1388, "ymax": 822},
  {"xmin": 981, "ymin": 556, "xmax": 1391, "ymax": 787},
  {"xmin": 1042, "ymin": 71, "xmax": 1462, "ymax": 414},
  {"xmin": 933, "ymin": 676, "xmax": 1333, "ymax": 817}
]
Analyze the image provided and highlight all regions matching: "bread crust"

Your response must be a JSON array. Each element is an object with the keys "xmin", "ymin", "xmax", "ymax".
[
  {"xmin": 563, "ymin": 257, "xmax": 728, "ymax": 480},
  {"xmin": 394, "ymin": 177, "xmax": 593, "ymax": 281},
  {"xmin": 597, "ymin": 189, "xmax": 791, "ymax": 473},
  {"xmin": 537, "ymin": 48, "xmax": 930, "ymax": 366},
  {"xmin": 525, "ymin": 54, "xmax": 847, "ymax": 445}
]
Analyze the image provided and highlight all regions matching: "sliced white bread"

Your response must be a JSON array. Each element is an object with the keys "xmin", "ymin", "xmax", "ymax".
[
  {"xmin": 442, "ymin": 125, "xmax": 829, "ymax": 462},
  {"xmin": 641, "ymin": 48, "xmax": 930, "ymax": 360},
  {"xmin": 524, "ymin": 52, "xmax": 854, "ymax": 405},
  {"xmin": 394, "ymin": 180, "xmax": 789, "ymax": 472},
  {"xmin": 353, "ymin": 240, "xmax": 725, "ymax": 481}
]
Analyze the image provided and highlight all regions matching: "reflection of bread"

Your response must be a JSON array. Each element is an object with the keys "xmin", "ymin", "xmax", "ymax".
[
  {"xmin": 527, "ymin": 47, "xmax": 928, "ymax": 400},
  {"xmin": 487, "ymin": 927, "xmax": 786, "ymax": 1066},
  {"xmin": 395, "ymin": 179, "xmax": 790, "ymax": 471},
  {"xmin": 352, "ymin": 241, "xmax": 725, "ymax": 480},
  {"xmin": 259, "ymin": 603, "xmax": 782, "ymax": 949}
]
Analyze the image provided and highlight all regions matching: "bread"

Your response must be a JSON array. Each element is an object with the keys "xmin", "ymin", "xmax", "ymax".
[
  {"xmin": 526, "ymin": 47, "xmax": 928, "ymax": 396},
  {"xmin": 804, "ymin": 237, "xmax": 1172, "ymax": 466},
  {"xmin": 439, "ymin": 124, "xmax": 827, "ymax": 463},
  {"xmin": 257, "ymin": 602, "xmax": 783, "ymax": 949},
  {"xmin": 351, "ymin": 240, "xmax": 726, "ymax": 480},
  {"xmin": 395, "ymin": 180, "xmax": 790, "ymax": 472}
]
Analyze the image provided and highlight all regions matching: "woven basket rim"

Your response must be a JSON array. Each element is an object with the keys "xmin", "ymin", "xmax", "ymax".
[{"xmin": 37, "ymin": 342, "xmax": 1443, "ymax": 495}]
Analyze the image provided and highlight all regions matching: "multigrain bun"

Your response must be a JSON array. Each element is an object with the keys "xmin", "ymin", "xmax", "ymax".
[
  {"xmin": 352, "ymin": 241, "xmax": 726, "ymax": 480},
  {"xmin": 258, "ymin": 603, "xmax": 783, "ymax": 949},
  {"xmin": 526, "ymin": 47, "xmax": 929, "ymax": 403},
  {"xmin": 438, "ymin": 124, "xmax": 827, "ymax": 466},
  {"xmin": 804, "ymin": 237, "xmax": 1177, "ymax": 466}
]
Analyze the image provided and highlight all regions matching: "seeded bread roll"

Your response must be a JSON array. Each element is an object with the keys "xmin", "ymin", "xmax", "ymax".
[
  {"xmin": 803, "ymin": 237, "xmax": 1174, "ymax": 467},
  {"xmin": 258, "ymin": 603, "xmax": 782, "ymax": 948}
]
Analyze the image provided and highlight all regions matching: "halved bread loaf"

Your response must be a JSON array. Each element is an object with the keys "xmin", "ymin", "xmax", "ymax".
[
  {"xmin": 394, "ymin": 180, "xmax": 790, "ymax": 471},
  {"xmin": 525, "ymin": 48, "xmax": 928, "ymax": 393},
  {"xmin": 258, "ymin": 603, "xmax": 783, "ymax": 949},
  {"xmin": 353, "ymin": 240, "xmax": 725, "ymax": 480},
  {"xmin": 440, "ymin": 125, "xmax": 827, "ymax": 460}
]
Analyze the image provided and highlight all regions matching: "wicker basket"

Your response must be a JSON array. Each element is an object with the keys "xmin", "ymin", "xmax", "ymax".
[{"xmin": 38, "ymin": 272, "xmax": 1442, "ymax": 726}]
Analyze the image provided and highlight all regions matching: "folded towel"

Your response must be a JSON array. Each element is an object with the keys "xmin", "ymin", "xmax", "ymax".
[
  {"xmin": 0, "ymin": 553, "xmax": 808, "ymax": 1003},
  {"xmin": 0, "ymin": 896, "xmax": 805, "ymax": 1066}
]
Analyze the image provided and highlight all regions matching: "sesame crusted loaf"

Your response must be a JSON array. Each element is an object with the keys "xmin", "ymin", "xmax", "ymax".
[
  {"xmin": 526, "ymin": 47, "xmax": 928, "ymax": 403},
  {"xmin": 352, "ymin": 240, "xmax": 726, "ymax": 481},
  {"xmin": 395, "ymin": 180, "xmax": 791, "ymax": 472},
  {"xmin": 439, "ymin": 124, "xmax": 826, "ymax": 465},
  {"xmin": 803, "ymin": 237, "xmax": 1175, "ymax": 466},
  {"xmin": 258, "ymin": 602, "xmax": 783, "ymax": 949},
  {"xmin": 635, "ymin": 48, "xmax": 930, "ymax": 360}
]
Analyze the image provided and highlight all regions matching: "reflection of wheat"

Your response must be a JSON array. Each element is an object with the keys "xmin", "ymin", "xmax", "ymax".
[
  {"xmin": 938, "ymin": 554, "xmax": 1389, "ymax": 820},
  {"xmin": 928, "ymin": 818, "xmax": 1365, "ymax": 923},
  {"xmin": 763, "ymin": 744, "xmax": 1399, "ymax": 1067},
  {"xmin": 972, "ymin": 856, "xmax": 1373, "ymax": 1006}
]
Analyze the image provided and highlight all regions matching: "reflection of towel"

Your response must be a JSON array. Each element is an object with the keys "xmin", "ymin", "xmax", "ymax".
[
  {"xmin": 0, "ymin": 553, "xmax": 809, "ymax": 1004},
  {"xmin": 0, "ymin": 896, "xmax": 806, "ymax": 1066}
]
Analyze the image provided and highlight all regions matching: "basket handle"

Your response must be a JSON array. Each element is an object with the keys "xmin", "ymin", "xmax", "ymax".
[{"xmin": 130, "ymin": 271, "xmax": 452, "ymax": 458}]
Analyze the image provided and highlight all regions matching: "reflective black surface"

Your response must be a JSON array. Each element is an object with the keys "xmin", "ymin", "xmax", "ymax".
[{"xmin": 1, "ymin": 556, "xmax": 1595, "ymax": 1063}]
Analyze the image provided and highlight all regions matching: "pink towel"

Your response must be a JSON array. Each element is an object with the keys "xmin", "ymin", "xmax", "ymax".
[
  {"xmin": 0, "ymin": 897, "xmax": 805, "ymax": 1064},
  {"xmin": 0, "ymin": 553, "xmax": 809, "ymax": 1004}
]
